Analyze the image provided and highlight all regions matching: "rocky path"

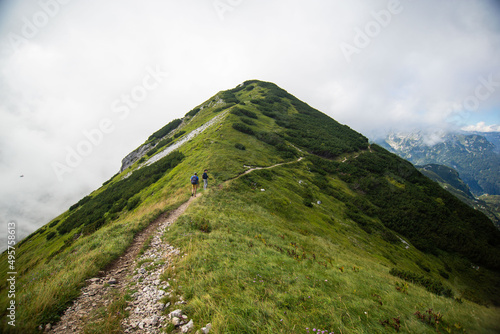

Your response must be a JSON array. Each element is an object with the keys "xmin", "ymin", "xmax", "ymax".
[{"xmin": 49, "ymin": 195, "xmax": 204, "ymax": 334}]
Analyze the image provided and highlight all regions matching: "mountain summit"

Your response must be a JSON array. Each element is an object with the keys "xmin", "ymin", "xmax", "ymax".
[{"xmin": 2, "ymin": 80, "xmax": 500, "ymax": 333}]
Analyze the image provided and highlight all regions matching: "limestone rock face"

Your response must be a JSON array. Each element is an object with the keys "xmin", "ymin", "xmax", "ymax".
[{"xmin": 120, "ymin": 143, "xmax": 153, "ymax": 172}]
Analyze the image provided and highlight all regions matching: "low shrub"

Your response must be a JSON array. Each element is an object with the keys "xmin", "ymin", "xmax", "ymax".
[
  {"xmin": 148, "ymin": 118, "xmax": 182, "ymax": 141},
  {"xmin": 213, "ymin": 103, "xmax": 236, "ymax": 113},
  {"xmin": 69, "ymin": 196, "xmax": 91, "ymax": 211},
  {"xmin": 46, "ymin": 231, "xmax": 57, "ymax": 241},
  {"xmin": 232, "ymin": 123, "xmax": 254, "ymax": 135},
  {"xmin": 174, "ymin": 130, "xmax": 186, "ymax": 138},
  {"xmin": 49, "ymin": 220, "xmax": 60, "ymax": 228},
  {"xmin": 231, "ymin": 107, "xmax": 258, "ymax": 119},
  {"xmin": 439, "ymin": 269, "xmax": 450, "ymax": 279},
  {"xmin": 240, "ymin": 117, "xmax": 256, "ymax": 126},
  {"xmin": 256, "ymin": 131, "xmax": 282, "ymax": 146},
  {"xmin": 127, "ymin": 196, "xmax": 141, "ymax": 211},
  {"xmin": 389, "ymin": 268, "xmax": 453, "ymax": 298},
  {"xmin": 185, "ymin": 107, "xmax": 200, "ymax": 117},
  {"xmin": 235, "ymin": 143, "xmax": 246, "ymax": 150}
]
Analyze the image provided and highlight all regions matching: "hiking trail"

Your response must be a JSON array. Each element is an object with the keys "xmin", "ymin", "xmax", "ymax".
[
  {"xmin": 240, "ymin": 156, "xmax": 304, "ymax": 178},
  {"xmin": 49, "ymin": 195, "xmax": 201, "ymax": 333}
]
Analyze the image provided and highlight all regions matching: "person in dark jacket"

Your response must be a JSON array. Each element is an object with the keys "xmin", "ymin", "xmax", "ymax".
[{"xmin": 202, "ymin": 169, "xmax": 209, "ymax": 190}]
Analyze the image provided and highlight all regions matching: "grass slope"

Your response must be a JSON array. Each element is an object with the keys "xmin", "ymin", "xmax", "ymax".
[
  {"xmin": 1, "ymin": 80, "xmax": 499, "ymax": 333},
  {"xmin": 164, "ymin": 165, "xmax": 500, "ymax": 333}
]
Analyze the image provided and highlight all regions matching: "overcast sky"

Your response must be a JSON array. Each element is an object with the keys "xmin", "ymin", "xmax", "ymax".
[{"xmin": 1, "ymin": 0, "xmax": 499, "ymax": 246}]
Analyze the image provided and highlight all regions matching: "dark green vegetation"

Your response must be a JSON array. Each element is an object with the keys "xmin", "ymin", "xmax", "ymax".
[
  {"xmin": 418, "ymin": 164, "xmax": 474, "ymax": 199},
  {"xmin": 148, "ymin": 118, "xmax": 182, "ymax": 141},
  {"xmin": 1, "ymin": 80, "xmax": 499, "ymax": 333},
  {"xmin": 389, "ymin": 268, "xmax": 453, "ymax": 297},
  {"xmin": 418, "ymin": 164, "xmax": 500, "ymax": 228},
  {"xmin": 57, "ymin": 151, "xmax": 184, "ymax": 235},
  {"xmin": 185, "ymin": 107, "xmax": 201, "ymax": 118},
  {"xmin": 324, "ymin": 145, "xmax": 500, "ymax": 269}
]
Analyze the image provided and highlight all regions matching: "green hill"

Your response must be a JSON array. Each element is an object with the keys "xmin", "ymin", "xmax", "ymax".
[
  {"xmin": 1, "ymin": 80, "xmax": 499, "ymax": 333},
  {"xmin": 417, "ymin": 164, "xmax": 500, "ymax": 229}
]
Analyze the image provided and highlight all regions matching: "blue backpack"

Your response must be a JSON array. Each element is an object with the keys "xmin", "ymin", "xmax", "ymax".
[{"xmin": 191, "ymin": 175, "xmax": 199, "ymax": 184}]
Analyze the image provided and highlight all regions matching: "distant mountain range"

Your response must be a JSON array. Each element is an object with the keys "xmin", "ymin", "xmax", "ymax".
[
  {"xmin": 376, "ymin": 131, "xmax": 500, "ymax": 228},
  {"xmin": 377, "ymin": 131, "xmax": 500, "ymax": 196}
]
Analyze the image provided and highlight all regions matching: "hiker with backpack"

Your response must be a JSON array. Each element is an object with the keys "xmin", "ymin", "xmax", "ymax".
[
  {"xmin": 190, "ymin": 172, "xmax": 199, "ymax": 197},
  {"xmin": 202, "ymin": 169, "xmax": 209, "ymax": 190}
]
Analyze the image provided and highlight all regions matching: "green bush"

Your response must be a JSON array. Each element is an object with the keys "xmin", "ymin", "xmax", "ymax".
[
  {"xmin": 389, "ymin": 268, "xmax": 453, "ymax": 298},
  {"xmin": 381, "ymin": 230, "xmax": 400, "ymax": 243},
  {"xmin": 157, "ymin": 137, "xmax": 173, "ymax": 149},
  {"xmin": 231, "ymin": 107, "xmax": 258, "ymax": 119},
  {"xmin": 302, "ymin": 191, "xmax": 314, "ymax": 208},
  {"xmin": 185, "ymin": 107, "xmax": 200, "ymax": 117},
  {"xmin": 232, "ymin": 123, "xmax": 254, "ymax": 135},
  {"xmin": 102, "ymin": 173, "xmax": 118, "ymax": 186},
  {"xmin": 46, "ymin": 231, "xmax": 57, "ymax": 241},
  {"xmin": 110, "ymin": 198, "xmax": 127, "ymax": 214},
  {"xmin": 148, "ymin": 119, "xmax": 182, "ymax": 141},
  {"xmin": 256, "ymin": 132, "xmax": 282, "ymax": 146},
  {"xmin": 174, "ymin": 130, "xmax": 186, "ymax": 138},
  {"xmin": 240, "ymin": 117, "xmax": 256, "ymax": 126},
  {"xmin": 275, "ymin": 143, "xmax": 298, "ymax": 159},
  {"xmin": 147, "ymin": 147, "xmax": 159, "ymax": 157},
  {"xmin": 213, "ymin": 103, "xmax": 236, "ymax": 113},
  {"xmin": 220, "ymin": 90, "xmax": 239, "ymax": 104},
  {"xmin": 69, "ymin": 196, "xmax": 91, "ymax": 211},
  {"xmin": 262, "ymin": 111, "xmax": 277, "ymax": 118},
  {"xmin": 235, "ymin": 143, "xmax": 246, "ymax": 150},
  {"xmin": 127, "ymin": 196, "xmax": 141, "ymax": 211},
  {"xmin": 49, "ymin": 220, "xmax": 60, "ymax": 228},
  {"xmin": 439, "ymin": 269, "xmax": 450, "ymax": 279}
]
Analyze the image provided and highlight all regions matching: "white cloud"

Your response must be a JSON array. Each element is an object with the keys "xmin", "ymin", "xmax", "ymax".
[{"xmin": 462, "ymin": 122, "xmax": 500, "ymax": 132}]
